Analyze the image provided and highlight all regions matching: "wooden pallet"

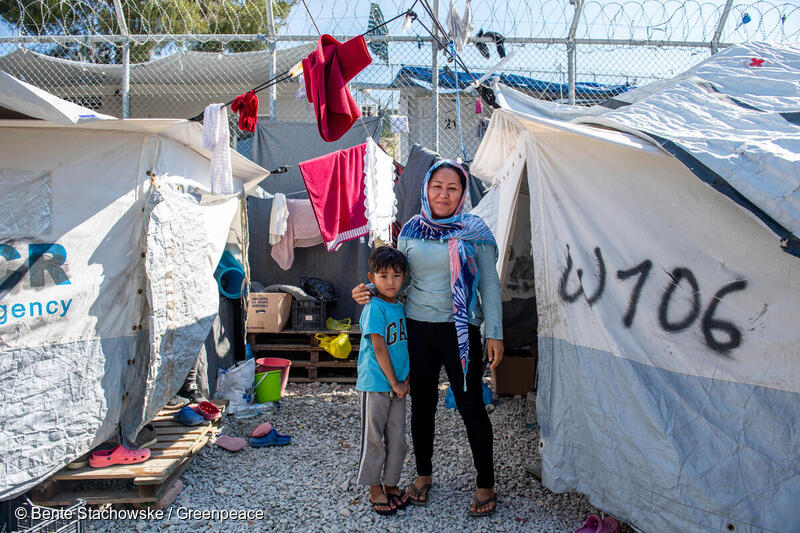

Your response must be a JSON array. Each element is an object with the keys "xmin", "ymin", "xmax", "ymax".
[
  {"xmin": 30, "ymin": 400, "xmax": 227, "ymax": 507},
  {"xmin": 248, "ymin": 327, "xmax": 361, "ymax": 383}
]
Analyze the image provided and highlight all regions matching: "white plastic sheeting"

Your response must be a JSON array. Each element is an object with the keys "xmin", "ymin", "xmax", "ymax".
[
  {"xmin": 0, "ymin": 74, "xmax": 268, "ymax": 499},
  {"xmin": 487, "ymin": 42, "xmax": 800, "ymax": 253},
  {"xmin": 471, "ymin": 43, "xmax": 800, "ymax": 531}
]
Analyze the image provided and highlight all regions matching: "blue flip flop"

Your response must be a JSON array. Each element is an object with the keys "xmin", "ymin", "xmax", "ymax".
[
  {"xmin": 173, "ymin": 405, "xmax": 205, "ymax": 426},
  {"xmin": 250, "ymin": 428, "xmax": 291, "ymax": 447}
]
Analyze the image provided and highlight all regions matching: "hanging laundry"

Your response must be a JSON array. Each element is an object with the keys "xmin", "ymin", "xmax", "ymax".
[
  {"xmin": 269, "ymin": 192, "xmax": 289, "ymax": 244},
  {"xmin": 231, "ymin": 90, "xmax": 259, "ymax": 132},
  {"xmin": 303, "ymin": 35, "xmax": 373, "ymax": 142},
  {"xmin": 295, "ymin": 74, "xmax": 307, "ymax": 101},
  {"xmin": 388, "ymin": 115, "xmax": 409, "ymax": 134},
  {"xmin": 271, "ymin": 199, "xmax": 323, "ymax": 270},
  {"xmin": 402, "ymin": 12, "xmax": 414, "ymax": 33},
  {"xmin": 298, "ymin": 143, "xmax": 370, "ymax": 250},
  {"xmin": 202, "ymin": 103, "xmax": 234, "ymax": 195},
  {"xmin": 476, "ymin": 117, "xmax": 490, "ymax": 140},
  {"xmin": 475, "ymin": 29, "xmax": 490, "ymax": 59},
  {"xmin": 483, "ymin": 31, "xmax": 506, "ymax": 58},
  {"xmin": 364, "ymin": 138, "xmax": 397, "ymax": 246},
  {"xmin": 394, "ymin": 143, "xmax": 440, "ymax": 227},
  {"xmin": 446, "ymin": 0, "xmax": 473, "ymax": 53},
  {"xmin": 474, "ymin": 29, "xmax": 506, "ymax": 59},
  {"xmin": 366, "ymin": 3, "xmax": 389, "ymax": 63}
]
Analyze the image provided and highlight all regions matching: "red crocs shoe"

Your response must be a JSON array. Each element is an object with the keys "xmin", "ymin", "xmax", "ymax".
[
  {"xmin": 192, "ymin": 401, "xmax": 221, "ymax": 421},
  {"xmin": 88, "ymin": 445, "xmax": 150, "ymax": 468}
]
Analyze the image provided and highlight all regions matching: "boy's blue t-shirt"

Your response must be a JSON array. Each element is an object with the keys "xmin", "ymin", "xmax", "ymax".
[{"xmin": 356, "ymin": 297, "xmax": 410, "ymax": 392}]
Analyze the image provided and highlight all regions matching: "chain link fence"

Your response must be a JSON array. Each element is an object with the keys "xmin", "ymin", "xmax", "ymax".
[{"xmin": 1, "ymin": 0, "xmax": 798, "ymax": 165}]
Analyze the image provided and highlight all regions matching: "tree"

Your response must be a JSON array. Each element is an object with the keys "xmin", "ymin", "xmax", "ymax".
[{"xmin": 0, "ymin": 0, "xmax": 297, "ymax": 63}]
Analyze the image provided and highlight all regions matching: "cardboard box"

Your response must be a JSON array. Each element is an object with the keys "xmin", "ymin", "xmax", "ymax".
[
  {"xmin": 492, "ymin": 346, "xmax": 537, "ymax": 395},
  {"xmin": 246, "ymin": 293, "xmax": 292, "ymax": 333}
]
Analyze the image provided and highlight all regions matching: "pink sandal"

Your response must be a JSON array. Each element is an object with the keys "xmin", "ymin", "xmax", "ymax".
[
  {"xmin": 215, "ymin": 435, "xmax": 247, "ymax": 452},
  {"xmin": 192, "ymin": 401, "xmax": 221, "ymax": 421},
  {"xmin": 250, "ymin": 422, "xmax": 273, "ymax": 438},
  {"xmin": 88, "ymin": 445, "xmax": 150, "ymax": 468}
]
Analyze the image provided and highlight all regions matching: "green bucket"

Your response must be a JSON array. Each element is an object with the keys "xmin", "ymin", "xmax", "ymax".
[{"xmin": 254, "ymin": 370, "xmax": 282, "ymax": 403}]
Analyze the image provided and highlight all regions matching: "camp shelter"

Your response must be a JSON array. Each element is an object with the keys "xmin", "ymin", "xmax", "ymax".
[
  {"xmin": 470, "ymin": 42, "xmax": 800, "ymax": 531},
  {"xmin": 0, "ymin": 71, "xmax": 269, "ymax": 499}
]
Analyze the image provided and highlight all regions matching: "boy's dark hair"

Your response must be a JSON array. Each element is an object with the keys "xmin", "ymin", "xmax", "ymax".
[{"xmin": 368, "ymin": 246, "xmax": 407, "ymax": 274}]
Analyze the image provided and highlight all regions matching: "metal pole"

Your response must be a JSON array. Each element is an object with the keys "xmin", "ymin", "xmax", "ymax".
[
  {"xmin": 266, "ymin": 0, "xmax": 277, "ymax": 120},
  {"xmin": 121, "ymin": 41, "xmax": 130, "ymax": 118},
  {"xmin": 112, "ymin": 0, "xmax": 131, "ymax": 118},
  {"xmin": 431, "ymin": 0, "xmax": 439, "ymax": 152},
  {"xmin": 567, "ymin": 43, "xmax": 575, "ymax": 105},
  {"xmin": 711, "ymin": 0, "xmax": 734, "ymax": 55},
  {"xmin": 567, "ymin": 0, "xmax": 583, "ymax": 106}
]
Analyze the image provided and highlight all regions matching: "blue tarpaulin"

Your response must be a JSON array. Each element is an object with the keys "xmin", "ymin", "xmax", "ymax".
[{"xmin": 389, "ymin": 65, "xmax": 632, "ymax": 101}]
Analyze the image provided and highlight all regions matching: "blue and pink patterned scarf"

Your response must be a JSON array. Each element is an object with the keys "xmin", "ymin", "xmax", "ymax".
[{"xmin": 400, "ymin": 161, "xmax": 497, "ymax": 389}]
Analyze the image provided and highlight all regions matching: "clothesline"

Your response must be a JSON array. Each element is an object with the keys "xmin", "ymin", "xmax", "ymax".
[
  {"xmin": 189, "ymin": 4, "xmax": 420, "ymax": 122},
  {"xmin": 191, "ymin": 0, "xmax": 487, "ymax": 124}
]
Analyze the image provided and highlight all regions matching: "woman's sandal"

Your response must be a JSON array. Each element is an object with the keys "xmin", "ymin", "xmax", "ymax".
[
  {"xmin": 386, "ymin": 489, "xmax": 409, "ymax": 510},
  {"xmin": 468, "ymin": 493, "xmax": 497, "ymax": 517},
  {"xmin": 369, "ymin": 496, "xmax": 397, "ymax": 516},
  {"xmin": 406, "ymin": 481, "xmax": 432, "ymax": 506}
]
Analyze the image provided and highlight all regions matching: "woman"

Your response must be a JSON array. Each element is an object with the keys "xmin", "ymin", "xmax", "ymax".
[{"xmin": 353, "ymin": 160, "xmax": 504, "ymax": 516}]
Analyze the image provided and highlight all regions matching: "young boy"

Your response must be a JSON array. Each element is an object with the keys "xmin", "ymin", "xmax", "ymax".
[{"xmin": 356, "ymin": 246, "xmax": 411, "ymax": 516}]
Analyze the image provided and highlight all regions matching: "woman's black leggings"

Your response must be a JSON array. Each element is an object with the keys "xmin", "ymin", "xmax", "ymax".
[{"xmin": 407, "ymin": 318, "xmax": 494, "ymax": 489}]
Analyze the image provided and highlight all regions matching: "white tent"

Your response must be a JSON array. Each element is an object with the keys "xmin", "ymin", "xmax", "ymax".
[
  {"xmin": 0, "ymin": 72, "xmax": 268, "ymax": 499},
  {"xmin": 471, "ymin": 42, "xmax": 800, "ymax": 531}
]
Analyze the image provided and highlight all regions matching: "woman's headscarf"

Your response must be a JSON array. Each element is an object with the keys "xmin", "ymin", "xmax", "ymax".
[{"xmin": 399, "ymin": 161, "xmax": 497, "ymax": 389}]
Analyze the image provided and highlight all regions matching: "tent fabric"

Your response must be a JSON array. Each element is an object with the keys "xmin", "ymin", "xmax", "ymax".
[
  {"xmin": 0, "ymin": 45, "xmax": 313, "ymax": 91},
  {"xmin": 0, "ymin": 77, "xmax": 268, "ymax": 499},
  {"xmin": 0, "ymin": 70, "xmax": 115, "ymax": 123},
  {"xmin": 251, "ymin": 116, "xmax": 381, "ymax": 194},
  {"xmin": 471, "ymin": 46, "xmax": 800, "ymax": 530},
  {"xmin": 489, "ymin": 42, "xmax": 800, "ymax": 256}
]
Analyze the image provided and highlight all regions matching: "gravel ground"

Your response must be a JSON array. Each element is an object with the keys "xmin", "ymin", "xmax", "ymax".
[{"xmin": 86, "ymin": 378, "xmax": 628, "ymax": 533}]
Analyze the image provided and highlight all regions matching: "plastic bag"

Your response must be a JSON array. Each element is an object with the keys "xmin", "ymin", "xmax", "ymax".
[
  {"xmin": 300, "ymin": 277, "xmax": 336, "ymax": 302},
  {"xmin": 215, "ymin": 358, "xmax": 255, "ymax": 414},
  {"xmin": 315, "ymin": 332, "xmax": 352, "ymax": 359}
]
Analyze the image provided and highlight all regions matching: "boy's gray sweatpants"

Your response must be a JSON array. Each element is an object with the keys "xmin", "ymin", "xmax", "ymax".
[{"xmin": 356, "ymin": 391, "xmax": 408, "ymax": 487}]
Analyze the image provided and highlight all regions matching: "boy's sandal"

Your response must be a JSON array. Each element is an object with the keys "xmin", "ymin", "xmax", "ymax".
[
  {"xmin": 369, "ymin": 497, "xmax": 397, "ymax": 516},
  {"xmin": 406, "ymin": 481, "xmax": 432, "ymax": 506},
  {"xmin": 387, "ymin": 489, "xmax": 409, "ymax": 510},
  {"xmin": 468, "ymin": 493, "xmax": 497, "ymax": 517}
]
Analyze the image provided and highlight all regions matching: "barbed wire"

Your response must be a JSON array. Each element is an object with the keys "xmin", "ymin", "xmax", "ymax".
[
  {"xmin": 3, "ymin": 0, "xmax": 798, "ymax": 42},
  {"xmin": 1, "ymin": 0, "xmax": 797, "ymax": 164}
]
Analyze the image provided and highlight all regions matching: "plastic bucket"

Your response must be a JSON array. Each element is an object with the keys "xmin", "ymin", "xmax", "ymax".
[
  {"xmin": 255, "ymin": 357, "xmax": 292, "ymax": 395},
  {"xmin": 214, "ymin": 250, "xmax": 245, "ymax": 299},
  {"xmin": 254, "ymin": 370, "xmax": 282, "ymax": 403}
]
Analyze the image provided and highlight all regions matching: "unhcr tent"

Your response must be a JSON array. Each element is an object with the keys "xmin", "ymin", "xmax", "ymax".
[
  {"xmin": 471, "ymin": 42, "xmax": 800, "ymax": 531},
  {"xmin": 0, "ymin": 72, "xmax": 268, "ymax": 499}
]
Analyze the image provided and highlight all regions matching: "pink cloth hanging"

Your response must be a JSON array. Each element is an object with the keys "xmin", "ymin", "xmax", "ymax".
[
  {"xmin": 271, "ymin": 199, "xmax": 323, "ymax": 270},
  {"xmin": 303, "ymin": 34, "xmax": 373, "ymax": 142},
  {"xmin": 298, "ymin": 143, "xmax": 369, "ymax": 251}
]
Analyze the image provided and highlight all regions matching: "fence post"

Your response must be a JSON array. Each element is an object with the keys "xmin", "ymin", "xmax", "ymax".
[
  {"xmin": 711, "ymin": 0, "xmax": 733, "ymax": 55},
  {"xmin": 567, "ymin": 0, "xmax": 583, "ymax": 105},
  {"xmin": 431, "ymin": 0, "xmax": 440, "ymax": 152},
  {"xmin": 112, "ymin": 0, "xmax": 130, "ymax": 118},
  {"xmin": 121, "ymin": 41, "xmax": 130, "ymax": 118},
  {"xmin": 266, "ymin": 0, "xmax": 277, "ymax": 120}
]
